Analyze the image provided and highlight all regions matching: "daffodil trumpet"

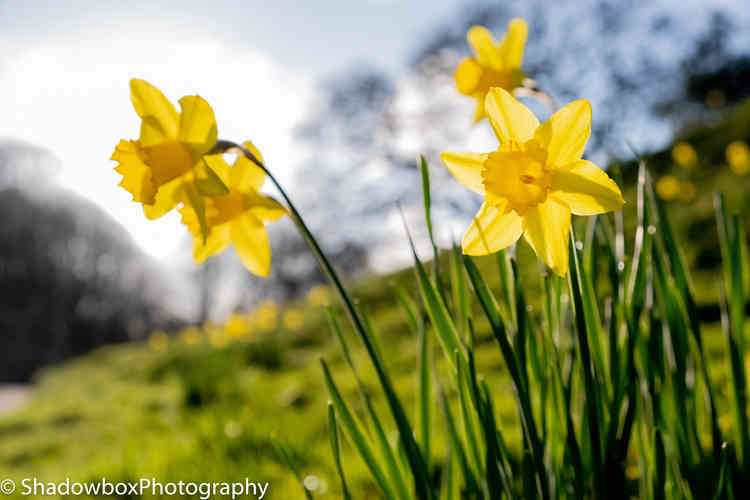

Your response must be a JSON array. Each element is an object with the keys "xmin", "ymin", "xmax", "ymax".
[{"xmin": 112, "ymin": 79, "xmax": 228, "ymax": 221}]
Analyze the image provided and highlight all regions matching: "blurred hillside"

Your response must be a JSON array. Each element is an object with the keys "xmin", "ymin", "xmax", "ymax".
[{"xmin": 0, "ymin": 141, "xmax": 177, "ymax": 381}]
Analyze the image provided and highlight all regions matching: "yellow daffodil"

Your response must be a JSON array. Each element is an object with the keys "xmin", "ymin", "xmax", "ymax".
[
  {"xmin": 111, "ymin": 79, "xmax": 224, "ymax": 219},
  {"xmin": 282, "ymin": 308, "xmax": 305, "ymax": 330},
  {"xmin": 455, "ymin": 19, "xmax": 528, "ymax": 122},
  {"xmin": 671, "ymin": 141, "xmax": 697, "ymax": 168},
  {"xmin": 179, "ymin": 327, "xmax": 201, "ymax": 346},
  {"xmin": 440, "ymin": 88, "xmax": 624, "ymax": 276},
  {"xmin": 148, "ymin": 330, "xmax": 169, "ymax": 351},
  {"xmin": 726, "ymin": 140, "xmax": 750, "ymax": 175},
  {"xmin": 179, "ymin": 142, "xmax": 286, "ymax": 276},
  {"xmin": 307, "ymin": 285, "xmax": 330, "ymax": 306},
  {"xmin": 225, "ymin": 313, "xmax": 249, "ymax": 339},
  {"xmin": 656, "ymin": 175, "xmax": 680, "ymax": 201},
  {"xmin": 250, "ymin": 299, "xmax": 279, "ymax": 330}
]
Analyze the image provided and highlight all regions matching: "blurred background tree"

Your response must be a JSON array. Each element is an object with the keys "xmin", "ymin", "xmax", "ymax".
[{"xmin": 0, "ymin": 141, "xmax": 176, "ymax": 381}]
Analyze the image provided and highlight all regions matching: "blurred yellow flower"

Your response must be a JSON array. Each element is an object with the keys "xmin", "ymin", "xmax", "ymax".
[
  {"xmin": 678, "ymin": 180, "xmax": 696, "ymax": 202},
  {"xmin": 441, "ymin": 88, "xmax": 624, "ymax": 276},
  {"xmin": 206, "ymin": 324, "xmax": 229, "ymax": 348},
  {"xmin": 252, "ymin": 299, "xmax": 279, "ymax": 330},
  {"xmin": 726, "ymin": 140, "xmax": 750, "ymax": 175},
  {"xmin": 148, "ymin": 330, "xmax": 169, "ymax": 351},
  {"xmin": 111, "ymin": 79, "xmax": 222, "ymax": 219},
  {"xmin": 656, "ymin": 175, "xmax": 680, "ymax": 200},
  {"xmin": 179, "ymin": 327, "xmax": 201, "ymax": 345},
  {"xmin": 180, "ymin": 142, "xmax": 287, "ymax": 276},
  {"xmin": 282, "ymin": 308, "xmax": 305, "ymax": 330},
  {"xmin": 671, "ymin": 141, "xmax": 697, "ymax": 168},
  {"xmin": 455, "ymin": 19, "xmax": 527, "ymax": 122},
  {"xmin": 307, "ymin": 285, "xmax": 330, "ymax": 306},
  {"xmin": 225, "ymin": 313, "xmax": 249, "ymax": 339}
]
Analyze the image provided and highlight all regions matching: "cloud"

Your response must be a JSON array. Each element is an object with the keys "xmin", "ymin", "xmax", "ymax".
[{"xmin": 0, "ymin": 25, "xmax": 313, "ymax": 261}]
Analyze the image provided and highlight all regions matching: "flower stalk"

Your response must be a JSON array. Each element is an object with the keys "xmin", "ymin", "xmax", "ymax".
[{"xmin": 210, "ymin": 139, "xmax": 434, "ymax": 500}]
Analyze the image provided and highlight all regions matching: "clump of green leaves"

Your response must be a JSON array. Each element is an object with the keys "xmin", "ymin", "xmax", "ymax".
[{"xmin": 312, "ymin": 158, "xmax": 748, "ymax": 499}]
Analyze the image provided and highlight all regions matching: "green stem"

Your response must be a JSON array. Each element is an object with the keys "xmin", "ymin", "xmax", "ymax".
[
  {"xmin": 213, "ymin": 140, "xmax": 433, "ymax": 500},
  {"xmin": 569, "ymin": 226, "xmax": 605, "ymax": 498}
]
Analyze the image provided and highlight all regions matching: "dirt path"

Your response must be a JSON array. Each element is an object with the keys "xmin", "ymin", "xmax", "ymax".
[{"xmin": 0, "ymin": 384, "xmax": 30, "ymax": 414}]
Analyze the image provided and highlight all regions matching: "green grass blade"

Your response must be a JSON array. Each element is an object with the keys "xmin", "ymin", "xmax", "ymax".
[
  {"xmin": 419, "ymin": 155, "xmax": 447, "ymax": 304},
  {"xmin": 568, "ymin": 228, "xmax": 604, "ymax": 498},
  {"xmin": 417, "ymin": 315, "xmax": 432, "ymax": 470},
  {"xmin": 271, "ymin": 436, "xmax": 314, "ymax": 500},
  {"xmin": 440, "ymin": 445, "xmax": 456, "ymax": 500},
  {"xmin": 463, "ymin": 254, "xmax": 550, "ymax": 500},
  {"xmin": 498, "ymin": 249, "xmax": 518, "ymax": 328},
  {"xmin": 402, "ymin": 212, "xmax": 464, "ymax": 372},
  {"xmin": 642, "ymin": 165, "xmax": 722, "ymax": 458},
  {"xmin": 711, "ymin": 444, "xmax": 729, "ymax": 500},
  {"xmin": 456, "ymin": 350, "xmax": 484, "ymax": 478},
  {"xmin": 394, "ymin": 284, "xmax": 420, "ymax": 334},
  {"xmin": 450, "ymin": 243, "xmax": 470, "ymax": 341},
  {"xmin": 571, "ymin": 223, "xmax": 610, "ymax": 403},
  {"xmin": 653, "ymin": 429, "xmax": 666, "ymax": 500},
  {"xmin": 328, "ymin": 404, "xmax": 353, "ymax": 500},
  {"xmin": 511, "ymin": 259, "xmax": 529, "ymax": 388},
  {"xmin": 715, "ymin": 193, "xmax": 749, "ymax": 465},
  {"xmin": 437, "ymin": 376, "xmax": 482, "ymax": 496},
  {"xmin": 327, "ymin": 310, "xmax": 412, "ymax": 500},
  {"xmin": 320, "ymin": 359, "xmax": 399, "ymax": 500},
  {"xmin": 478, "ymin": 381, "xmax": 515, "ymax": 500}
]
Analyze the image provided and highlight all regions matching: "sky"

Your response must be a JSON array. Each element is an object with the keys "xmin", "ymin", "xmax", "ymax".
[{"xmin": 0, "ymin": 0, "xmax": 462, "ymax": 261}]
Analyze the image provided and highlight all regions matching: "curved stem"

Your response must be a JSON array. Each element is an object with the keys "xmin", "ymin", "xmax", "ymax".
[{"xmin": 213, "ymin": 140, "xmax": 433, "ymax": 499}]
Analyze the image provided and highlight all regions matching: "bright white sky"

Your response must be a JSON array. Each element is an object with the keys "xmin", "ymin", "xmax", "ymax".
[{"xmin": 0, "ymin": 0, "xmax": 461, "ymax": 261}]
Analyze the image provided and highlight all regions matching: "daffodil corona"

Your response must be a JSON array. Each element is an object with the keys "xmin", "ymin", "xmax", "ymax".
[
  {"xmin": 179, "ymin": 142, "xmax": 286, "ymax": 277},
  {"xmin": 441, "ymin": 88, "xmax": 624, "ymax": 276},
  {"xmin": 455, "ymin": 20, "xmax": 527, "ymax": 122},
  {"xmin": 111, "ymin": 79, "xmax": 222, "ymax": 219}
]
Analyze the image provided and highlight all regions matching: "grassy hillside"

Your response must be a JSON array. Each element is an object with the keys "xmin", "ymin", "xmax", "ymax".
[{"xmin": 1, "ymin": 101, "xmax": 749, "ymax": 498}]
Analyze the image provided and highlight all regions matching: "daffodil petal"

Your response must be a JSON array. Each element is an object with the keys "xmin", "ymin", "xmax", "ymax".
[
  {"xmin": 499, "ymin": 19, "xmax": 527, "ymax": 69},
  {"xmin": 179, "ymin": 203, "xmax": 201, "ymax": 237},
  {"xmin": 485, "ymin": 87, "xmax": 539, "ymax": 144},
  {"xmin": 231, "ymin": 141, "xmax": 266, "ymax": 192},
  {"xmin": 143, "ymin": 175, "xmax": 186, "ymax": 220},
  {"xmin": 193, "ymin": 224, "xmax": 231, "ymax": 263},
  {"xmin": 231, "ymin": 214, "xmax": 271, "ymax": 277},
  {"xmin": 455, "ymin": 58, "xmax": 483, "ymax": 95},
  {"xmin": 467, "ymin": 26, "xmax": 502, "ymax": 70},
  {"xmin": 247, "ymin": 193, "xmax": 287, "ymax": 222},
  {"xmin": 440, "ymin": 152, "xmax": 487, "ymax": 195},
  {"xmin": 534, "ymin": 100, "xmax": 591, "ymax": 167},
  {"xmin": 130, "ymin": 79, "xmax": 179, "ymax": 147},
  {"xmin": 178, "ymin": 95, "xmax": 218, "ymax": 156},
  {"xmin": 523, "ymin": 198, "xmax": 571, "ymax": 276},
  {"xmin": 473, "ymin": 92, "xmax": 487, "ymax": 122},
  {"xmin": 550, "ymin": 160, "xmax": 624, "ymax": 215},
  {"xmin": 111, "ymin": 139, "xmax": 156, "ymax": 204},
  {"xmin": 202, "ymin": 155, "xmax": 231, "ymax": 185},
  {"xmin": 462, "ymin": 201, "xmax": 523, "ymax": 256}
]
